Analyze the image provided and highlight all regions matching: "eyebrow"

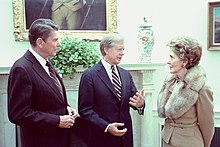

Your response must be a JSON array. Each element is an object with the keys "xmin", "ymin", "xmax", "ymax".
[
  {"xmin": 169, "ymin": 54, "xmax": 174, "ymax": 58},
  {"xmin": 53, "ymin": 38, "xmax": 59, "ymax": 41}
]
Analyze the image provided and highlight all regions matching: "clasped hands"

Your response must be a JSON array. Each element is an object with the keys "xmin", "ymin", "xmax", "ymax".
[{"xmin": 59, "ymin": 106, "xmax": 80, "ymax": 128}]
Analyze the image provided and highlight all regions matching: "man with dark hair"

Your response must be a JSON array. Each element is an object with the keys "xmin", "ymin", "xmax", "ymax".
[{"xmin": 7, "ymin": 18, "xmax": 79, "ymax": 147}]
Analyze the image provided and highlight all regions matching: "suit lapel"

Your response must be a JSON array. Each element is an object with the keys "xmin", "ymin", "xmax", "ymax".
[
  {"xmin": 96, "ymin": 62, "xmax": 119, "ymax": 99},
  {"xmin": 25, "ymin": 51, "xmax": 64, "ymax": 102}
]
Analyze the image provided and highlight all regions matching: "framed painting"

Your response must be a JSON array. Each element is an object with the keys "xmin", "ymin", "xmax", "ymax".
[
  {"xmin": 12, "ymin": 0, "xmax": 117, "ymax": 41},
  {"xmin": 208, "ymin": 2, "xmax": 220, "ymax": 50}
]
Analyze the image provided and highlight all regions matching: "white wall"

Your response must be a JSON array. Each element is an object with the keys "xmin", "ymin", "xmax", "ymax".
[
  {"xmin": 117, "ymin": 0, "xmax": 220, "ymax": 110},
  {"xmin": 0, "ymin": 0, "xmax": 220, "ymax": 110}
]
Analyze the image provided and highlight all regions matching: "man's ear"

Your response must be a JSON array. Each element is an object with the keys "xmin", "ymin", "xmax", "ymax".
[
  {"xmin": 36, "ymin": 38, "xmax": 44, "ymax": 48},
  {"xmin": 103, "ymin": 47, "xmax": 109, "ymax": 55}
]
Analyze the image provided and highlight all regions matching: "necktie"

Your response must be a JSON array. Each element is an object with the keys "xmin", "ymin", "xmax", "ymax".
[
  {"xmin": 111, "ymin": 65, "xmax": 122, "ymax": 100},
  {"xmin": 46, "ymin": 61, "xmax": 63, "ymax": 96}
]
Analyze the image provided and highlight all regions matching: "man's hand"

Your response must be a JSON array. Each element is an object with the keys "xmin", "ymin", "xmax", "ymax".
[
  {"xmin": 59, "ymin": 115, "xmax": 76, "ymax": 128},
  {"xmin": 129, "ymin": 89, "xmax": 144, "ymax": 108},
  {"xmin": 67, "ymin": 106, "xmax": 80, "ymax": 119},
  {"xmin": 107, "ymin": 123, "xmax": 127, "ymax": 136}
]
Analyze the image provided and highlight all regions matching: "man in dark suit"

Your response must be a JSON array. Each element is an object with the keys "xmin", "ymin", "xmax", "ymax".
[
  {"xmin": 78, "ymin": 34, "xmax": 145, "ymax": 147},
  {"xmin": 7, "ymin": 18, "xmax": 79, "ymax": 147}
]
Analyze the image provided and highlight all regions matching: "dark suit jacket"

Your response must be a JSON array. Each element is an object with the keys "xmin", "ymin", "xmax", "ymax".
[
  {"xmin": 78, "ymin": 61, "xmax": 142, "ymax": 147},
  {"xmin": 7, "ymin": 50, "xmax": 70, "ymax": 147}
]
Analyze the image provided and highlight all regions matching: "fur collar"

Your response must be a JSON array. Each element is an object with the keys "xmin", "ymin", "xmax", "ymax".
[{"xmin": 157, "ymin": 65, "xmax": 206, "ymax": 119}]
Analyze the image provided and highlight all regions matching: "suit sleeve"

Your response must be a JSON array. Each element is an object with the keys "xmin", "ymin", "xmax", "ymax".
[
  {"xmin": 128, "ymin": 72, "xmax": 145, "ymax": 115},
  {"xmin": 196, "ymin": 86, "xmax": 214, "ymax": 147},
  {"xmin": 8, "ymin": 67, "xmax": 60, "ymax": 132}
]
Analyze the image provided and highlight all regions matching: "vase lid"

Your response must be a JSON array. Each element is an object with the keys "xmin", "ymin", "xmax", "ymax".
[{"xmin": 139, "ymin": 17, "xmax": 152, "ymax": 28}]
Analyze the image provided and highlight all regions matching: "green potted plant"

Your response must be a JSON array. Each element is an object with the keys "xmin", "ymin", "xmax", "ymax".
[{"xmin": 51, "ymin": 36, "xmax": 101, "ymax": 78}]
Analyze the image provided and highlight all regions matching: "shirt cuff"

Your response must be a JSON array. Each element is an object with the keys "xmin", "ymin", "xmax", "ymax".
[
  {"xmin": 137, "ymin": 104, "xmax": 144, "ymax": 115},
  {"xmin": 104, "ymin": 124, "xmax": 110, "ymax": 132}
]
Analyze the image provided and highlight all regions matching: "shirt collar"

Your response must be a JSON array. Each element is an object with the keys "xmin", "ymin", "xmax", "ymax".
[
  {"xmin": 101, "ymin": 59, "xmax": 112, "ymax": 71},
  {"xmin": 29, "ymin": 47, "xmax": 47, "ymax": 67}
]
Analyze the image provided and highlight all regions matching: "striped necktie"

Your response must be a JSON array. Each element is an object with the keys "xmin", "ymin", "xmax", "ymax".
[
  {"xmin": 46, "ymin": 61, "xmax": 63, "ymax": 96},
  {"xmin": 111, "ymin": 65, "xmax": 122, "ymax": 100}
]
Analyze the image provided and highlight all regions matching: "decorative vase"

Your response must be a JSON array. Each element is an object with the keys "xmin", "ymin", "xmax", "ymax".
[{"xmin": 137, "ymin": 17, "xmax": 154, "ymax": 63}]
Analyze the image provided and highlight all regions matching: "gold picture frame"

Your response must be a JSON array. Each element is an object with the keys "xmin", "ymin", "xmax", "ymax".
[
  {"xmin": 12, "ymin": 0, "xmax": 117, "ymax": 41},
  {"xmin": 208, "ymin": 2, "xmax": 220, "ymax": 50}
]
